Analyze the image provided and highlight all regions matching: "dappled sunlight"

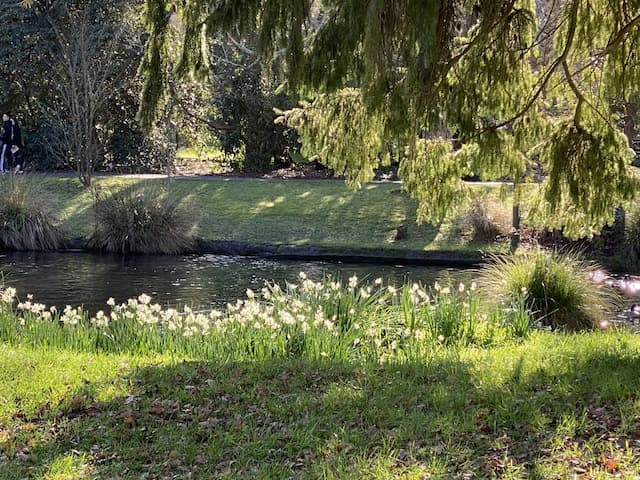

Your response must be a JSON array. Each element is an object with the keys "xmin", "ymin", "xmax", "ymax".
[
  {"xmin": 321, "ymin": 382, "xmax": 366, "ymax": 411},
  {"xmin": 1, "ymin": 332, "xmax": 640, "ymax": 478},
  {"xmin": 316, "ymin": 194, "xmax": 340, "ymax": 205},
  {"xmin": 253, "ymin": 196, "xmax": 286, "ymax": 211},
  {"xmin": 24, "ymin": 175, "xmax": 508, "ymax": 254},
  {"xmin": 0, "ymin": 346, "xmax": 134, "ymax": 423},
  {"xmin": 40, "ymin": 453, "xmax": 93, "ymax": 479}
]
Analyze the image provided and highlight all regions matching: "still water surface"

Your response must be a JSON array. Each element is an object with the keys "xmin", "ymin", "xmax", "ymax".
[{"xmin": 0, "ymin": 252, "xmax": 473, "ymax": 313}]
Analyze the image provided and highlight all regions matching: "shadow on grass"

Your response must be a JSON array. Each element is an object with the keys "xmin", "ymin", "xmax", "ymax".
[{"xmin": 2, "ymin": 348, "xmax": 640, "ymax": 478}]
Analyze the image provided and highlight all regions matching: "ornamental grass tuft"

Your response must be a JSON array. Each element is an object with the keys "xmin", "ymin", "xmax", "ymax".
[
  {"xmin": 479, "ymin": 250, "xmax": 617, "ymax": 331},
  {"xmin": 0, "ymin": 175, "xmax": 65, "ymax": 251},
  {"xmin": 89, "ymin": 184, "xmax": 198, "ymax": 254},
  {"xmin": 465, "ymin": 198, "xmax": 511, "ymax": 242}
]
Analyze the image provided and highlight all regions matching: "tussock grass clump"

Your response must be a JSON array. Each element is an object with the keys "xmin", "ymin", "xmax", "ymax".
[
  {"xmin": 0, "ymin": 175, "xmax": 65, "ymax": 251},
  {"xmin": 90, "ymin": 184, "xmax": 197, "ymax": 254},
  {"xmin": 465, "ymin": 198, "xmax": 511, "ymax": 241},
  {"xmin": 480, "ymin": 250, "xmax": 617, "ymax": 331}
]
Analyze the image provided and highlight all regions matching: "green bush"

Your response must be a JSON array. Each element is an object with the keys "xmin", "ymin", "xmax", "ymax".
[
  {"xmin": 0, "ymin": 175, "xmax": 65, "ymax": 251},
  {"xmin": 479, "ymin": 250, "xmax": 617, "ymax": 331},
  {"xmin": 89, "ymin": 184, "xmax": 198, "ymax": 254}
]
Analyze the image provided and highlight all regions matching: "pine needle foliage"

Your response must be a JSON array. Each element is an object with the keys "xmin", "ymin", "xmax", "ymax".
[
  {"xmin": 141, "ymin": 0, "xmax": 640, "ymax": 236},
  {"xmin": 479, "ymin": 250, "xmax": 617, "ymax": 331},
  {"xmin": 0, "ymin": 175, "xmax": 65, "ymax": 251},
  {"xmin": 90, "ymin": 184, "xmax": 198, "ymax": 255}
]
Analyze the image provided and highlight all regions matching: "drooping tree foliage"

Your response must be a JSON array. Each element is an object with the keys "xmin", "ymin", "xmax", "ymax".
[{"xmin": 141, "ymin": 0, "xmax": 640, "ymax": 236}]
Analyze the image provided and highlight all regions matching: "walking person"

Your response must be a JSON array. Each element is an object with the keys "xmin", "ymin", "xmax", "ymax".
[
  {"xmin": 10, "ymin": 115, "xmax": 23, "ymax": 172},
  {"xmin": 0, "ymin": 113, "xmax": 12, "ymax": 173}
]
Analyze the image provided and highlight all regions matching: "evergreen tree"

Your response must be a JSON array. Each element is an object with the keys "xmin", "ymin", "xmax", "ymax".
[{"xmin": 141, "ymin": 0, "xmax": 640, "ymax": 237}]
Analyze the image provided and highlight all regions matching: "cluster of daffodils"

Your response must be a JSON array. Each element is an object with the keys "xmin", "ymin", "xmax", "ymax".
[
  {"xmin": 222, "ymin": 281, "xmax": 337, "ymax": 337},
  {"xmin": 17, "ymin": 294, "xmax": 51, "ymax": 320},
  {"xmin": 0, "ymin": 275, "xmax": 490, "ymax": 345},
  {"xmin": 0, "ymin": 287, "xmax": 16, "ymax": 308},
  {"xmin": 106, "ymin": 294, "xmax": 216, "ymax": 337}
]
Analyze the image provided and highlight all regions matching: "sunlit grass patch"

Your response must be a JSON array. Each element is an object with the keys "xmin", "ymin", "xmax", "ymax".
[
  {"xmin": 32, "ymin": 175, "xmax": 511, "ymax": 253},
  {"xmin": 42, "ymin": 453, "xmax": 92, "ymax": 480},
  {"xmin": 0, "ymin": 332, "xmax": 640, "ymax": 478}
]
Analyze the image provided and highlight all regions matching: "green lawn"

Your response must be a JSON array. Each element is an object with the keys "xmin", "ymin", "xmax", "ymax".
[
  {"xmin": 1, "ymin": 333, "xmax": 639, "ymax": 479},
  {"xmin": 31, "ymin": 175, "xmax": 506, "ymax": 253}
]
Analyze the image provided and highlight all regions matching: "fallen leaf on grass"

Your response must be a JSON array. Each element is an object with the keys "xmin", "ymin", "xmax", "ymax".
[
  {"xmin": 15, "ymin": 450, "xmax": 29, "ymax": 461},
  {"xmin": 396, "ymin": 448, "xmax": 409, "ymax": 466},
  {"xmin": 600, "ymin": 455, "xmax": 619, "ymax": 473},
  {"xmin": 122, "ymin": 410, "xmax": 136, "ymax": 427},
  {"xmin": 85, "ymin": 403, "xmax": 101, "ymax": 417},
  {"xmin": 489, "ymin": 457, "xmax": 505, "ymax": 471},
  {"xmin": 68, "ymin": 395, "xmax": 85, "ymax": 412},
  {"xmin": 149, "ymin": 400, "xmax": 164, "ymax": 416}
]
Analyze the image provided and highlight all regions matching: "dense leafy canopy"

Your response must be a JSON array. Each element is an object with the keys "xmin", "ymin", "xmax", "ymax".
[
  {"xmin": 3, "ymin": 0, "xmax": 299, "ymax": 176},
  {"xmin": 142, "ymin": 0, "xmax": 640, "ymax": 236}
]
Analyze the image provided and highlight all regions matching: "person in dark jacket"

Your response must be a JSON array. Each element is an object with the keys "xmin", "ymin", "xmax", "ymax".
[
  {"xmin": 10, "ymin": 115, "xmax": 23, "ymax": 172},
  {"xmin": 0, "ymin": 113, "xmax": 11, "ymax": 172}
]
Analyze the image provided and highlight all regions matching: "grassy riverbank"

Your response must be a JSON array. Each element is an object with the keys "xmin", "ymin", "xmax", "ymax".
[
  {"xmin": 31, "ymin": 175, "xmax": 507, "ymax": 253},
  {"xmin": 1, "ymin": 333, "xmax": 639, "ymax": 479},
  {"xmin": 0, "ymin": 273, "xmax": 638, "ymax": 478}
]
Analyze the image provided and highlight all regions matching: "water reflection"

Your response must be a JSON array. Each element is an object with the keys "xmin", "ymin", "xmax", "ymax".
[{"xmin": 0, "ymin": 252, "xmax": 473, "ymax": 313}]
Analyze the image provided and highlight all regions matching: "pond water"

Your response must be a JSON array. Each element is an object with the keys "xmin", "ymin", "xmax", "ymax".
[
  {"xmin": 0, "ymin": 251, "xmax": 473, "ymax": 313},
  {"xmin": 3, "ymin": 251, "xmax": 640, "ymax": 327}
]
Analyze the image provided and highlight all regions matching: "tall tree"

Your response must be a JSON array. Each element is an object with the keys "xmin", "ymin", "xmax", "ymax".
[
  {"xmin": 205, "ymin": 36, "xmax": 299, "ymax": 172},
  {"xmin": 141, "ymin": 0, "xmax": 640, "ymax": 237}
]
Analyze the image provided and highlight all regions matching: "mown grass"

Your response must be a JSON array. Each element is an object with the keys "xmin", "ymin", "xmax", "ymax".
[
  {"xmin": 32, "ymin": 175, "xmax": 509, "ymax": 253},
  {"xmin": 1, "ymin": 333, "xmax": 639, "ymax": 479}
]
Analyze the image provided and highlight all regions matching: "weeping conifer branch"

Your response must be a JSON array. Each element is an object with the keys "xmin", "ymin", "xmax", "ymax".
[{"xmin": 137, "ymin": 0, "xmax": 640, "ymax": 237}]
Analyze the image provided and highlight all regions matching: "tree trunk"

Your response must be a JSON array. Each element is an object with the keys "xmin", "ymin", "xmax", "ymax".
[
  {"xmin": 164, "ymin": 97, "xmax": 177, "ymax": 178},
  {"xmin": 510, "ymin": 203, "xmax": 521, "ymax": 253}
]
